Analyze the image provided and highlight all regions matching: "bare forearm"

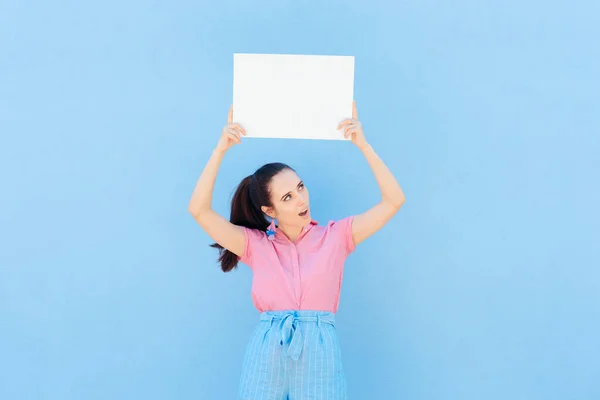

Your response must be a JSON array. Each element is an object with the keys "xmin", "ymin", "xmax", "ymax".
[
  {"xmin": 187, "ymin": 147, "xmax": 227, "ymax": 216},
  {"xmin": 359, "ymin": 144, "xmax": 405, "ymax": 208}
]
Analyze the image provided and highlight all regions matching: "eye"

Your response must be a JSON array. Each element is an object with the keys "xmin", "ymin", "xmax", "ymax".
[
  {"xmin": 283, "ymin": 194, "xmax": 291, "ymax": 201},
  {"xmin": 298, "ymin": 183, "xmax": 305, "ymax": 190}
]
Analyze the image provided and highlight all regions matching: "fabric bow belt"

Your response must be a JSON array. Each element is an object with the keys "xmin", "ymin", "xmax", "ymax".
[{"xmin": 260, "ymin": 311, "xmax": 336, "ymax": 361}]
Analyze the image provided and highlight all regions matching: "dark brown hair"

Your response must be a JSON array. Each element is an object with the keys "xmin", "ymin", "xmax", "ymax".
[{"xmin": 210, "ymin": 162, "xmax": 293, "ymax": 272}]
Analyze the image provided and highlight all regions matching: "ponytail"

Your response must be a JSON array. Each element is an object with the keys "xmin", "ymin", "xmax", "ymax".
[
  {"xmin": 210, "ymin": 163, "xmax": 292, "ymax": 272},
  {"xmin": 209, "ymin": 176, "xmax": 268, "ymax": 272}
]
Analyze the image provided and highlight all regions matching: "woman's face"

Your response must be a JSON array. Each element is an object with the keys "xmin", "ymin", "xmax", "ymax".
[{"xmin": 263, "ymin": 168, "xmax": 311, "ymax": 227}]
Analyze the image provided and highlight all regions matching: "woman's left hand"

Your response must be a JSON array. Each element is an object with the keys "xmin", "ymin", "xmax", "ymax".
[{"xmin": 337, "ymin": 101, "xmax": 369, "ymax": 150}]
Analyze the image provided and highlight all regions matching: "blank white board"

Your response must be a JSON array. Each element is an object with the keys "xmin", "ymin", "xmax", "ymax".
[{"xmin": 232, "ymin": 53, "xmax": 355, "ymax": 140}]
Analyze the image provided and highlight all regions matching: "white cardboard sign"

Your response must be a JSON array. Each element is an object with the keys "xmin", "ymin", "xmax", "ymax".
[{"xmin": 232, "ymin": 53, "xmax": 355, "ymax": 140}]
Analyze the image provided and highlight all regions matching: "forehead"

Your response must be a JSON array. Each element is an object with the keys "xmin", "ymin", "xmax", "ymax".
[{"xmin": 269, "ymin": 169, "xmax": 301, "ymax": 197}]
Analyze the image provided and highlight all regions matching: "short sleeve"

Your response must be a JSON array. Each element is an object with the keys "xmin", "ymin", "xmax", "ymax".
[
  {"xmin": 331, "ymin": 215, "xmax": 356, "ymax": 256},
  {"xmin": 238, "ymin": 227, "xmax": 268, "ymax": 268}
]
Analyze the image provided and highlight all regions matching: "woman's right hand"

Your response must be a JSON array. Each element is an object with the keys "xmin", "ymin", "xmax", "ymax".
[{"xmin": 216, "ymin": 105, "xmax": 246, "ymax": 152}]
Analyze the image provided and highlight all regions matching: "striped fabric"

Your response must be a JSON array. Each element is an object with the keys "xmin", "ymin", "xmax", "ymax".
[{"xmin": 238, "ymin": 310, "xmax": 347, "ymax": 399}]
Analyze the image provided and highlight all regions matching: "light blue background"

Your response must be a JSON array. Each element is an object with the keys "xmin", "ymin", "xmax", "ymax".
[{"xmin": 1, "ymin": 1, "xmax": 599, "ymax": 399}]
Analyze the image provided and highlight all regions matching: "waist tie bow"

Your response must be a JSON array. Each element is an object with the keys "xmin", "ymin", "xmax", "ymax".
[{"xmin": 261, "ymin": 311, "xmax": 336, "ymax": 361}]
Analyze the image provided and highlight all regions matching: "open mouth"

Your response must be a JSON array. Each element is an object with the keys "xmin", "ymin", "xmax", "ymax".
[{"xmin": 298, "ymin": 208, "xmax": 309, "ymax": 217}]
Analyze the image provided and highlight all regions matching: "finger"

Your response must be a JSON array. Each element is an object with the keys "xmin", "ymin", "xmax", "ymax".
[
  {"xmin": 228, "ymin": 127, "xmax": 241, "ymax": 137},
  {"xmin": 344, "ymin": 128, "xmax": 358, "ymax": 138},
  {"xmin": 342, "ymin": 121, "xmax": 361, "ymax": 132},
  {"xmin": 232, "ymin": 129, "xmax": 242, "ymax": 143},
  {"xmin": 230, "ymin": 123, "xmax": 246, "ymax": 135},
  {"xmin": 344, "ymin": 126, "xmax": 358, "ymax": 135},
  {"xmin": 338, "ymin": 119, "xmax": 360, "ymax": 130},
  {"xmin": 228, "ymin": 131, "xmax": 241, "ymax": 144},
  {"xmin": 228, "ymin": 127, "xmax": 242, "ymax": 138},
  {"xmin": 352, "ymin": 101, "xmax": 358, "ymax": 120},
  {"xmin": 337, "ymin": 119, "xmax": 354, "ymax": 129},
  {"xmin": 227, "ymin": 105, "xmax": 233, "ymax": 124},
  {"xmin": 228, "ymin": 126, "xmax": 240, "ymax": 136}
]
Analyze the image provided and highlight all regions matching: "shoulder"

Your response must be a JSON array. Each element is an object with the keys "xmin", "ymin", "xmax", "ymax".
[
  {"xmin": 238, "ymin": 227, "xmax": 271, "ymax": 267},
  {"xmin": 325, "ymin": 215, "xmax": 355, "ymax": 228},
  {"xmin": 242, "ymin": 226, "xmax": 267, "ymax": 241},
  {"xmin": 321, "ymin": 216, "xmax": 356, "ymax": 253}
]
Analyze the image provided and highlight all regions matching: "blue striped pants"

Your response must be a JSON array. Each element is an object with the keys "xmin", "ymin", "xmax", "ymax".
[{"xmin": 238, "ymin": 310, "xmax": 347, "ymax": 399}]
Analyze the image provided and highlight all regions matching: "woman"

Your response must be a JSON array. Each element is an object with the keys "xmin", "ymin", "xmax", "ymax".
[{"xmin": 188, "ymin": 101, "xmax": 405, "ymax": 399}]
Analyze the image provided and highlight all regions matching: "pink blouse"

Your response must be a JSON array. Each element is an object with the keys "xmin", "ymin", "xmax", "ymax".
[{"xmin": 239, "ymin": 216, "xmax": 356, "ymax": 313}]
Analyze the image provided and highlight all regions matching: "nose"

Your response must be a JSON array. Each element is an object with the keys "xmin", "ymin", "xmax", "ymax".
[{"xmin": 297, "ymin": 194, "xmax": 308, "ymax": 208}]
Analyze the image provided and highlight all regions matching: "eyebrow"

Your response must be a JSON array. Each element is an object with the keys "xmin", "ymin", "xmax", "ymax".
[{"xmin": 280, "ymin": 181, "xmax": 304, "ymax": 201}]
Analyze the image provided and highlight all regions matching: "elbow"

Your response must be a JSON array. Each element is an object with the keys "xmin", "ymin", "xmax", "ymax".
[
  {"xmin": 397, "ymin": 194, "xmax": 406, "ymax": 208},
  {"xmin": 386, "ymin": 194, "xmax": 406, "ymax": 211},
  {"xmin": 187, "ymin": 203, "xmax": 198, "ymax": 217},
  {"xmin": 188, "ymin": 204, "xmax": 210, "ymax": 220}
]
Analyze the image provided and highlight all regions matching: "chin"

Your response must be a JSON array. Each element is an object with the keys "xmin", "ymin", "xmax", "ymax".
[{"xmin": 301, "ymin": 212, "xmax": 311, "ymax": 221}]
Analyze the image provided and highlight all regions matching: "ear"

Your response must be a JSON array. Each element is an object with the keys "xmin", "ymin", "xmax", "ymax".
[{"xmin": 261, "ymin": 205, "xmax": 275, "ymax": 219}]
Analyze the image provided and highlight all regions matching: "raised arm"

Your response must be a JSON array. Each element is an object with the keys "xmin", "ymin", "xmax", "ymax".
[
  {"xmin": 338, "ymin": 101, "xmax": 406, "ymax": 247},
  {"xmin": 187, "ymin": 106, "xmax": 247, "ymax": 257}
]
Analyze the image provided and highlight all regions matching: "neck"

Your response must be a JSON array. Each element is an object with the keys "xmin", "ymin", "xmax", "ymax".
[{"xmin": 277, "ymin": 222, "xmax": 303, "ymax": 243}]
